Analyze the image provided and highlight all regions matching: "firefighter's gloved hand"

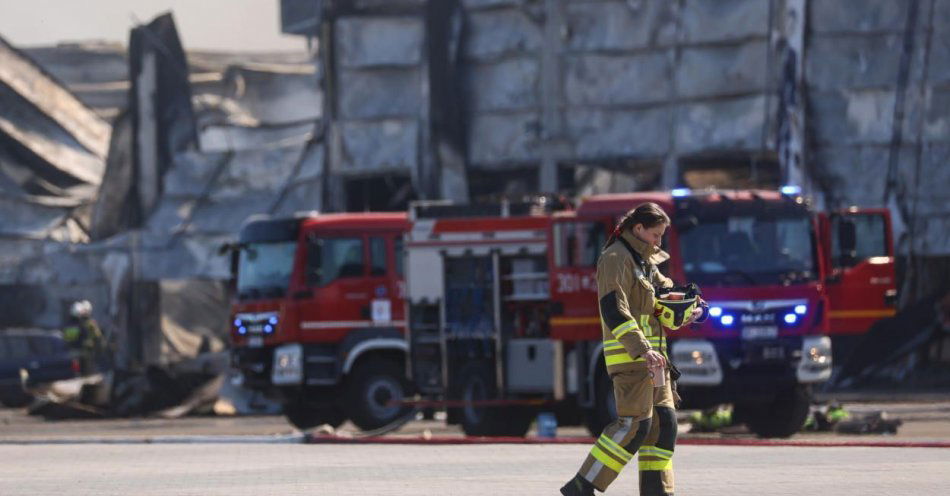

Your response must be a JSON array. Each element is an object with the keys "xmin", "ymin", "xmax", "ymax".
[
  {"xmin": 684, "ymin": 305, "xmax": 704, "ymax": 325},
  {"xmin": 696, "ymin": 297, "xmax": 710, "ymax": 323},
  {"xmin": 684, "ymin": 297, "xmax": 709, "ymax": 324}
]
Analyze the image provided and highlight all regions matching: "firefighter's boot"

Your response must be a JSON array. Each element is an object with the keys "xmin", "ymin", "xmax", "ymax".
[{"xmin": 560, "ymin": 474, "xmax": 595, "ymax": 496}]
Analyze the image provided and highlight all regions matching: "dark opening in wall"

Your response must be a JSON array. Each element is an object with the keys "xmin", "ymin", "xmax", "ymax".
[
  {"xmin": 0, "ymin": 285, "xmax": 46, "ymax": 328},
  {"xmin": 468, "ymin": 167, "xmax": 538, "ymax": 202},
  {"xmin": 680, "ymin": 153, "xmax": 780, "ymax": 190},
  {"xmin": 344, "ymin": 175, "xmax": 416, "ymax": 212},
  {"xmin": 560, "ymin": 159, "xmax": 663, "ymax": 196}
]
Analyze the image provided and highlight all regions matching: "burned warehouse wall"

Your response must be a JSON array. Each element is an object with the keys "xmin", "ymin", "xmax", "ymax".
[
  {"xmin": 0, "ymin": 12, "xmax": 325, "ymax": 368},
  {"xmin": 284, "ymin": 0, "xmax": 950, "ymax": 290}
]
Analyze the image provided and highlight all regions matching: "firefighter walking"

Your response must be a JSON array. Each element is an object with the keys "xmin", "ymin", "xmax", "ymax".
[{"xmin": 561, "ymin": 203, "xmax": 706, "ymax": 496}]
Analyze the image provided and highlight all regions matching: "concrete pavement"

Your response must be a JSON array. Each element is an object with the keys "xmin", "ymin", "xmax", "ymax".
[
  {"xmin": 1, "ymin": 443, "xmax": 948, "ymax": 495},
  {"xmin": 4, "ymin": 400, "xmax": 950, "ymax": 443}
]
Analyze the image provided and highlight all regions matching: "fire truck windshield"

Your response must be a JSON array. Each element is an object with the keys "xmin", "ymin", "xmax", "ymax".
[
  {"xmin": 236, "ymin": 241, "xmax": 297, "ymax": 299},
  {"xmin": 679, "ymin": 214, "xmax": 817, "ymax": 286}
]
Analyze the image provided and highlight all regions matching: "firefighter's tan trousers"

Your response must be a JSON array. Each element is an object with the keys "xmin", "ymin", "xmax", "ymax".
[{"xmin": 576, "ymin": 370, "xmax": 676, "ymax": 495}]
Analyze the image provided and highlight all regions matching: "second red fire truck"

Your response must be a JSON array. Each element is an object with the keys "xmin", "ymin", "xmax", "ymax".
[{"xmin": 229, "ymin": 212, "xmax": 411, "ymax": 431}]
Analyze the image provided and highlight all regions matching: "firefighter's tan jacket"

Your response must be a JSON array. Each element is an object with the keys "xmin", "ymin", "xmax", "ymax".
[{"xmin": 597, "ymin": 231, "xmax": 674, "ymax": 376}]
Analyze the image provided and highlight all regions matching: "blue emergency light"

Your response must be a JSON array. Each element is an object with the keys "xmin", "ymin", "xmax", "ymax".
[
  {"xmin": 671, "ymin": 188, "xmax": 691, "ymax": 198},
  {"xmin": 780, "ymin": 185, "xmax": 802, "ymax": 196}
]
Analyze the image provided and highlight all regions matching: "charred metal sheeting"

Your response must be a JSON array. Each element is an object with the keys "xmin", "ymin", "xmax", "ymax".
[
  {"xmin": 88, "ymin": 110, "xmax": 134, "ymax": 240},
  {"xmin": 126, "ymin": 13, "xmax": 199, "ymax": 229},
  {"xmin": 218, "ymin": 64, "xmax": 322, "ymax": 127},
  {"xmin": 159, "ymin": 279, "xmax": 230, "ymax": 363},
  {"xmin": 26, "ymin": 354, "xmax": 231, "ymax": 420},
  {"xmin": 0, "ymin": 35, "xmax": 109, "ymax": 162},
  {"xmin": 0, "ymin": 34, "xmax": 108, "ymax": 241}
]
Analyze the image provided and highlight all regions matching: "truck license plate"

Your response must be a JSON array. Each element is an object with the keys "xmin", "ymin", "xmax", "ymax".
[
  {"xmin": 760, "ymin": 346, "xmax": 785, "ymax": 360},
  {"xmin": 742, "ymin": 325, "xmax": 778, "ymax": 340},
  {"xmin": 248, "ymin": 336, "xmax": 264, "ymax": 348}
]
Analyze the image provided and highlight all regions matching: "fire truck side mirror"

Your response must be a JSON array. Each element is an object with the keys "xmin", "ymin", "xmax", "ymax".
[
  {"xmin": 305, "ymin": 235, "xmax": 323, "ymax": 287},
  {"xmin": 218, "ymin": 242, "xmax": 242, "ymax": 290}
]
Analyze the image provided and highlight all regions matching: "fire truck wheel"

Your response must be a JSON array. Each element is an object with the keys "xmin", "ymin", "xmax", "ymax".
[
  {"xmin": 457, "ymin": 362, "xmax": 533, "ymax": 437},
  {"xmin": 345, "ymin": 359, "xmax": 411, "ymax": 431},
  {"xmin": 583, "ymin": 367, "xmax": 617, "ymax": 436},
  {"xmin": 738, "ymin": 385, "xmax": 811, "ymax": 438},
  {"xmin": 283, "ymin": 400, "xmax": 346, "ymax": 431}
]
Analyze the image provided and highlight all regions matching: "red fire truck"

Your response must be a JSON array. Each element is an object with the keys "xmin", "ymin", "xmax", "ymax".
[
  {"xmin": 404, "ymin": 190, "xmax": 896, "ymax": 437},
  {"xmin": 229, "ymin": 212, "xmax": 411, "ymax": 431}
]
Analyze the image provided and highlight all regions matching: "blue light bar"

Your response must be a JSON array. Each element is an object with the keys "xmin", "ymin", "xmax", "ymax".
[
  {"xmin": 233, "ymin": 318, "xmax": 242, "ymax": 327},
  {"xmin": 709, "ymin": 306, "xmax": 723, "ymax": 318},
  {"xmin": 780, "ymin": 185, "xmax": 802, "ymax": 196},
  {"xmin": 238, "ymin": 326, "xmax": 247, "ymax": 335},
  {"xmin": 784, "ymin": 313, "xmax": 798, "ymax": 324},
  {"xmin": 671, "ymin": 188, "xmax": 691, "ymax": 198},
  {"xmin": 268, "ymin": 316, "xmax": 278, "ymax": 325},
  {"xmin": 794, "ymin": 304, "xmax": 807, "ymax": 315},
  {"xmin": 720, "ymin": 315, "xmax": 735, "ymax": 326},
  {"xmin": 264, "ymin": 324, "xmax": 273, "ymax": 333}
]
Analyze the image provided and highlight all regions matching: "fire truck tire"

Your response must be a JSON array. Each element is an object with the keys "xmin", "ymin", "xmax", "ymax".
[
  {"xmin": 738, "ymin": 385, "xmax": 811, "ymax": 438},
  {"xmin": 344, "ymin": 359, "xmax": 411, "ymax": 431},
  {"xmin": 583, "ymin": 367, "xmax": 617, "ymax": 436},
  {"xmin": 283, "ymin": 400, "xmax": 346, "ymax": 431},
  {"xmin": 457, "ymin": 362, "xmax": 533, "ymax": 437}
]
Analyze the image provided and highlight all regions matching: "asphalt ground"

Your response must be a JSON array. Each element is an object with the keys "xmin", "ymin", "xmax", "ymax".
[
  {"xmin": 2, "ymin": 400, "xmax": 950, "ymax": 444},
  {"xmin": 1, "ymin": 443, "xmax": 948, "ymax": 495},
  {"xmin": 1, "ymin": 401, "xmax": 949, "ymax": 495}
]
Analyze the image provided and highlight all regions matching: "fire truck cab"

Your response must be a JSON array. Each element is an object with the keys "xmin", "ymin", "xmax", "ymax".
[{"xmin": 229, "ymin": 212, "xmax": 411, "ymax": 431}]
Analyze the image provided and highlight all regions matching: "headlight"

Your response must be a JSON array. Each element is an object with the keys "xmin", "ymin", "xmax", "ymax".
[
  {"xmin": 671, "ymin": 340, "xmax": 722, "ymax": 386},
  {"xmin": 797, "ymin": 336, "xmax": 832, "ymax": 383}
]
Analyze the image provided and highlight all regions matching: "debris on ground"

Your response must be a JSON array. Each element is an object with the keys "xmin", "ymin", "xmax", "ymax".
[
  {"xmin": 834, "ymin": 411, "xmax": 903, "ymax": 435},
  {"xmin": 689, "ymin": 402, "xmax": 903, "ymax": 436},
  {"xmin": 20, "ymin": 350, "xmax": 280, "ymax": 420}
]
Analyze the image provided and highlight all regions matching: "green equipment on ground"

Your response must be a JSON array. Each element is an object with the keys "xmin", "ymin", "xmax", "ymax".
[{"xmin": 688, "ymin": 406, "xmax": 734, "ymax": 432}]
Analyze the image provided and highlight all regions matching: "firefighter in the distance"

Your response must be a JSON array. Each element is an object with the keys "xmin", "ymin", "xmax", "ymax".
[
  {"xmin": 561, "ymin": 202, "xmax": 707, "ymax": 496},
  {"xmin": 63, "ymin": 300, "xmax": 107, "ymax": 375}
]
